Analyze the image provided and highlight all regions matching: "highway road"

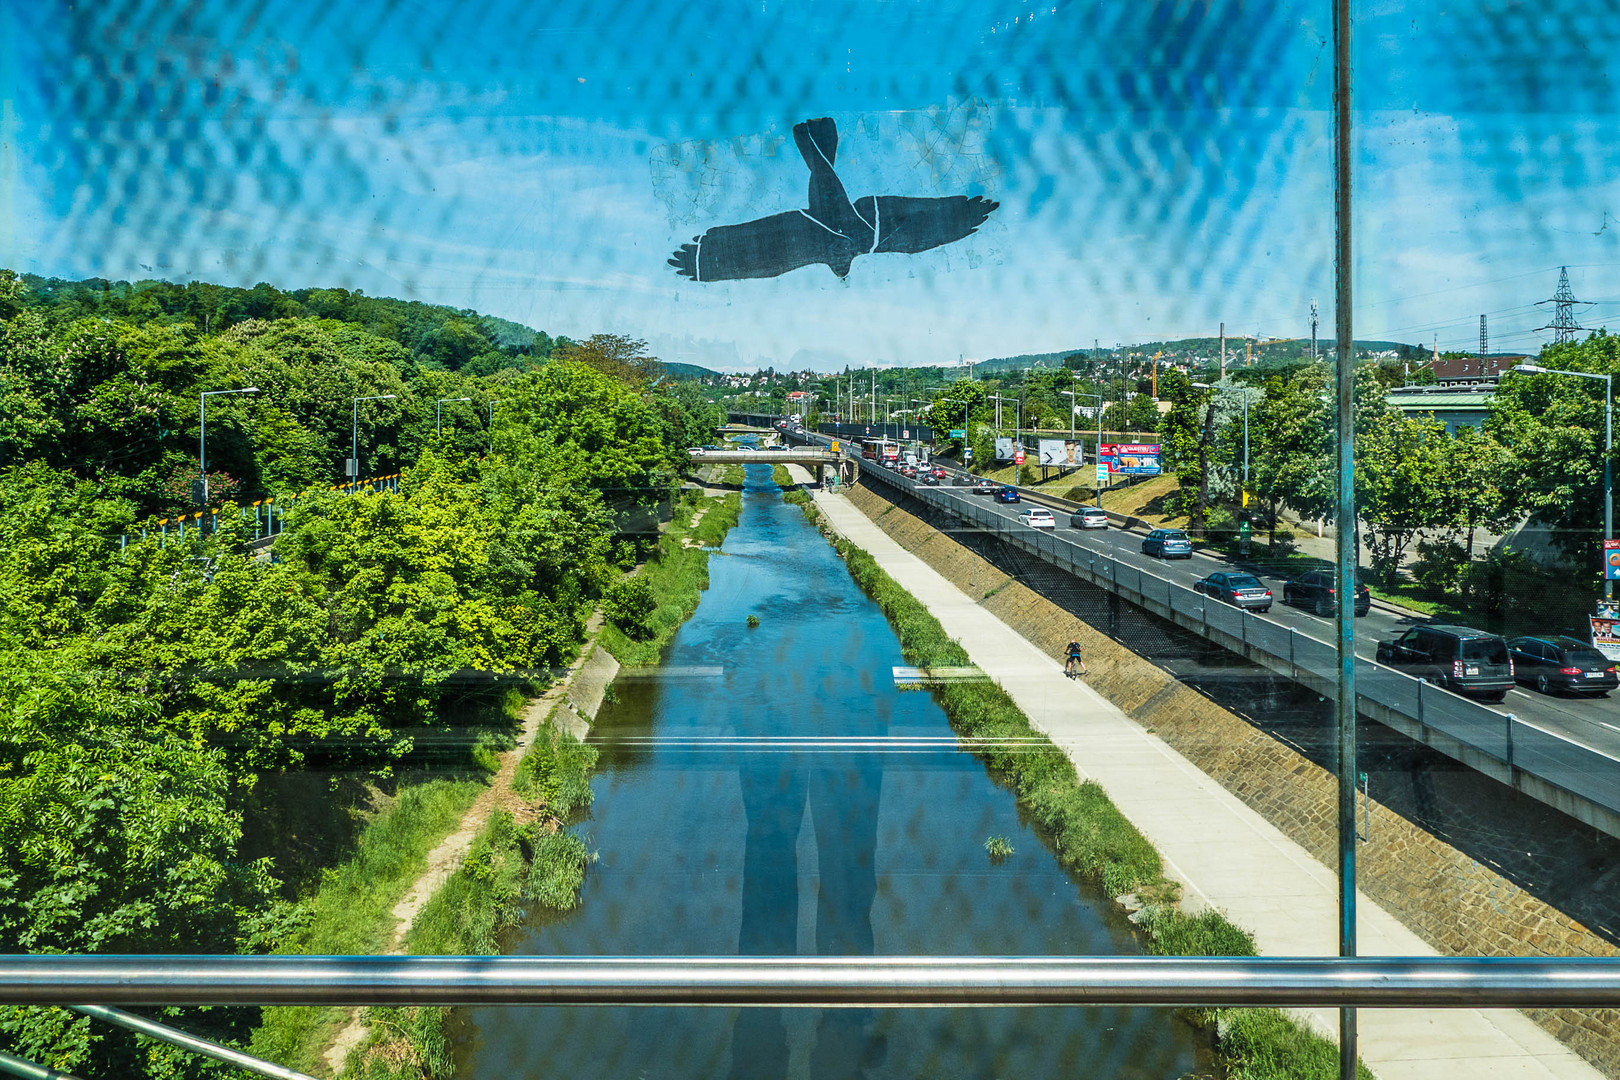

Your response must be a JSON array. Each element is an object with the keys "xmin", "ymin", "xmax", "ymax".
[{"xmin": 780, "ymin": 426, "xmax": 1620, "ymax": 767}]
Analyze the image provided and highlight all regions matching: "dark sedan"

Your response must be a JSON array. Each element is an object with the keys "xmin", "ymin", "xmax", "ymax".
[
  {"xmin": 1194, "ymin": 572, "xmax": 1273, "ymax": 612},
  {"xmin": 995, "ymin": 485, "xmax": 1021, "ymax": 503},
  {"xmin": 972, "ymin": 479, "xmax": 999, "ymax": 495},
  {"xmin": 1282, "ymin": 569, "xmax": 1371, "ymax": 617},
  {"xmin": 1507, "ymin": 635, "xmax": 1618, "ymax": 696},
  {"xmin": 1141, "ymin": 528, "xmax": 1193, "ymax": 559}
]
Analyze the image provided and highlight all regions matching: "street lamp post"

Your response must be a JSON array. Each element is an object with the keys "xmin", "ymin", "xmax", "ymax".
[
  {"xmin": 436, "ymin": 397, "xmax": 472, "ymax": 438},
  {"xmin": 352, "ymin": 394, "xmax": 398, "ymax": 486},
  {"xmin": 1512, "ymin": 363, "xmax": 1613, "ymax": 598},
  {"xmin": 199, "ymin": 387, "xmax": 260, "ymax": 504}
]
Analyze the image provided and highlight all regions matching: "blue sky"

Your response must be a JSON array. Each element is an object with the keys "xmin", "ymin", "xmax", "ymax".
[{"xmin": 3, "ymin": 0, "xmax": 1619, "ymax": 369}]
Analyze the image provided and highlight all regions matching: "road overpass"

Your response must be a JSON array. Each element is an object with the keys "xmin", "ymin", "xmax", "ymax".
[{"xmin": 689, "ymin": 448, "xmax": 848, "ymax": 485}]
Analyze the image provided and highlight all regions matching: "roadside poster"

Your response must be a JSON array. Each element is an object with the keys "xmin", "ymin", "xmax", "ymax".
[
  {"xmin": 1098, "ymin": 443, "xmax": 1163, "ymax": 475},
  {"xmin": 1038, "ymin": 438, "xmax": 1083, "ymax": 466},
  {"xmin": 994, "ymin": 436, "xmax": 1016, "ymax": 461},
  {"xmin": 1605, "ymin": 539, "xmax": 1620, "ymax": 580},
  {"xmin": 1592, "ymin": 616, "xmax": 1620, "ymax": 661}
]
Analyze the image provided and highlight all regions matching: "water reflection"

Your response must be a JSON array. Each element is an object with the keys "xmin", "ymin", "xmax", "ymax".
[{"xmin": 453, "ymin": 466, "xmax": 1202, "ymax": 1078}]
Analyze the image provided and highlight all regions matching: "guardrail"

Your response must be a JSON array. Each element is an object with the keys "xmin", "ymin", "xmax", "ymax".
[
  {"xmin": 2, "ymin": 954, "xmax": 1618, "ymax": 1008},
  {"xmin": 120, "ymin": 474, "xmax": 402, "ymax": 551},
  {"xmin": 847, "ymin": 451, "xmax": 1620, "ymax": 840}
]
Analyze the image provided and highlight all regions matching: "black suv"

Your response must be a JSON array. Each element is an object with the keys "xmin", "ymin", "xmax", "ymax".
[
  {"xmin": 1506, "ymin": 635, "xmax": 1618, "ymax": 697},
  {"xmin": 1282, "ymin": 569, "xmax": 1370, "ymax": 617},
  {"xmin": 1375, "ymin": 624, "xmax": 1515, "ymax": 702}
]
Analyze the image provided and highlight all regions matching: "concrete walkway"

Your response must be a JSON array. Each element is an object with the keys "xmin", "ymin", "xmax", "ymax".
[{"xmin": 809, "ymin": 486, "xmax": 1601, "ymax": 1080}]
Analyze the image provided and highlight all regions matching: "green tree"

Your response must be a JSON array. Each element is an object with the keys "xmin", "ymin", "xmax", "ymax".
[{"xmin": 1357, "ymin": 412, "xmax": 1449, "ymax": 584}]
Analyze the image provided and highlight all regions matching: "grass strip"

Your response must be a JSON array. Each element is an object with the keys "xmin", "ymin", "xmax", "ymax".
[
  {"xmin": 340, "ymin": 724, "xmax": 600, "ymax": 1079},
  {"xmin": 248, "ymin": 777, "xmax": 488, "ymax": 1076},
  {"xmin": 600, "ymin": 491, "xmax": 742, "ymax": 667},
  {"xmin": 831, "ymin": 534, "xmax": 1373, "ymax": 1080}
]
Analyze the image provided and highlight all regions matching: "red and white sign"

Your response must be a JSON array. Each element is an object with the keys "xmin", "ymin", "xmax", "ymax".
[{"xmin": 1014, "ymin": 448, "xmax": 1026, "ymax": 465}]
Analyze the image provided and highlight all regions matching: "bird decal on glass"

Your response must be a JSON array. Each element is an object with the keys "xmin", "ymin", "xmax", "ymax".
[{"xmin": 669, "ymin": 117, "xmax": 999, "ymax": 282}]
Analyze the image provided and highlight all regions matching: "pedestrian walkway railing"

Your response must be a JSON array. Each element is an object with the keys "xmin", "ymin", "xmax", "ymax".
[
  {"xmin": 1, "ymin": 954, "xmax": 1617, "ymax": 1008},
  {"xmin": 853, "ymin": 454, "xmax": 1620, "ymax": 841},
  {"xmin": 119, "ymin": 473, "xmax": 402, "ymax": 552}
]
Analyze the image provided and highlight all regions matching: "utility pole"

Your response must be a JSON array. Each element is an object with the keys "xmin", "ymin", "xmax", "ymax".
[
  {"xmin": 1537, "ymin": 266, "xmax": 1587, "ymax": 344},
  {"xmin": 1311, "ymin": 298, "xmax": 1320, "ymax": 361},
  {"xmin": 1480, "ymin": 314, "xmax": 1488, "ymax": 360},
  {"xmin": 1219, "ymin": 323, "xmax": 1226, "ymax": 379}
]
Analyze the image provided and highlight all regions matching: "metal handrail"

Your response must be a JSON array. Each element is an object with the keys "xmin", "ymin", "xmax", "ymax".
[
  {"xmin": 67, "ymin": 1006, "xmax": 316, "ymax": 1080},
  {"xmin": 2, "ymin": 956, "xmax": 1619, "ymax": 1008}
]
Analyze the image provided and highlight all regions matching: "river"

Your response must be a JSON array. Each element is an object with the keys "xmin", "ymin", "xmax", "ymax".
[{"xmin": 453, "ymin": 465, "xmax": 1205, "ymax": 1079}]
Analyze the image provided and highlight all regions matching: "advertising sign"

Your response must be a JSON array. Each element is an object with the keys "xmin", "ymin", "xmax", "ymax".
[
  {"xmin": 994, "ymin": 436, "xmax": 1016, "ymax": 461},
  {"xmin": 1605, "ymin": 539, "xmax": 1620, "ymax": 581},
  {"xmin": 1592, "ymin": 616, "xmax": 1620, "ymax": 662},
  {"xmin": 1098, "ymin": 443, "xmax": 1163, "ymax": 475},
  {"xmin": 1038, "ymin": 439, "xmax": 1083, "ymax": 467}
]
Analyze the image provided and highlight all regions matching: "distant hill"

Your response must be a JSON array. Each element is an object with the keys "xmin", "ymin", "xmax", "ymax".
[
  {"xmin": 977, "ymin": 337, "xmax": 1426, "ymax": 372},
  {"xmin": 662, "ymin": 362, "xmax": 720, "ymax": 381}
]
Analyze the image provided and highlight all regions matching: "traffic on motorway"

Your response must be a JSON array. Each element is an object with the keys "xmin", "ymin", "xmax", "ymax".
[{"xmin": 778, "ymin": 424, "xmax": 1620, "ymax": 762}]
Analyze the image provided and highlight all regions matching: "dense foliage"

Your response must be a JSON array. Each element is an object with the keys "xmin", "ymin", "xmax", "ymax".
[{"xmin": 0, "ymin": 269, "xmax": 719, "ymax": 1077}]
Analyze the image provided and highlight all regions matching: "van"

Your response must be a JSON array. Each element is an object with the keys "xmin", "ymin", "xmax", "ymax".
[{"xmin": 1374, "ymin": 624, "xmax": 1515, "ymax": 702}]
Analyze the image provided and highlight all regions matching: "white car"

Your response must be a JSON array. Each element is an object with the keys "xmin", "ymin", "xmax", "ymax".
[
  {"xmin": 1019, "ymin": 508, "xmax": 1057, "ymax": 529},
  {"xmin": 1070, "ymin": 507, "xmax": 1109, "ymax": 529}
]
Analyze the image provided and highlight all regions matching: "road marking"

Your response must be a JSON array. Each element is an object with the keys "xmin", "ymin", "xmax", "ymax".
[{"xmin": 1602, "ymin": 722, "xmax": 1620, "ymax": 734}]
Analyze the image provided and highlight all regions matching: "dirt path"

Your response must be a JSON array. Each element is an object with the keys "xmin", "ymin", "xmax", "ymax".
[{"xmin": 321, "ymin": 616, "xmax": 608, "ymax": 1075}]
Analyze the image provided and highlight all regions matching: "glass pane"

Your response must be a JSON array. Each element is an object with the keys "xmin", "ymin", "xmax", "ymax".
[
  {"xmin": 1355, "ymin": 4, "xmax": 1620, "ymax": 1076},
  {"xmin": 7, "ymin": 1, "xmax": 1617, "ymax": 1080}
]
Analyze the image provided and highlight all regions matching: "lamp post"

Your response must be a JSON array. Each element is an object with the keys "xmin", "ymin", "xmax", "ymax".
[
  {"xmin": 436, "ymin": 397, "xmax": 472, "ymax": 438},
  {"xmin": 199, "ymin": 387, "xmax": 259, "ymax": 504},
  {"xmin": 351, "ymin": 394, "xmax": 397, "ymax": 484},
  {"xmin": 1511, "ymin": 363, "xmax": 1613, "ymax": 598}
]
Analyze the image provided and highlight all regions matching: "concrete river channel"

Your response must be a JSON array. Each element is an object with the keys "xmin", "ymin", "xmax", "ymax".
[{"xmin": 453, "ymin": 465, "xmax": 1206, "ymax": 1078}]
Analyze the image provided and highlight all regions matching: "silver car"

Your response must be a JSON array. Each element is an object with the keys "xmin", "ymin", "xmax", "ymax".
[{"xmin": 1070, "ymin": 507, "xmax": 1109, "ymax": 529}]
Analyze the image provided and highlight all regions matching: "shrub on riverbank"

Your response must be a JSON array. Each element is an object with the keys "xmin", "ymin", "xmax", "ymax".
[
  {"xmin": 600, "ymin": 491, "xmax": 742, "ymax": 666},
  {"xmin": 830, "ymin": 534, "xmax": 1371, "ymax": 1080}
]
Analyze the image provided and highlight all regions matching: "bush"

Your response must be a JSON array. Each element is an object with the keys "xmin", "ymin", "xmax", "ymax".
[
  {"xmin": 602, "ymin": 574, "xmax": 656, "ymax": 639},
  {"xmin": 1412, "ymin": 537, "xmax": 1468, "ymax": 597}
]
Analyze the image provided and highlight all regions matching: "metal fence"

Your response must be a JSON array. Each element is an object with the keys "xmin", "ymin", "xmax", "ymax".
[
  {"xmin": 851, "ymin": 453, "xmax": 1620, "ymax": 838},
  {"xmin": 120, "ymin": 473, "xmax": 402, "ymax": 552}
]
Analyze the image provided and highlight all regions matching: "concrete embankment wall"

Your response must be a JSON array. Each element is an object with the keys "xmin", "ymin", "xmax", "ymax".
[{"xmin": 843, "ymin": 480, "xmax": 1620, "ymax": 1078}]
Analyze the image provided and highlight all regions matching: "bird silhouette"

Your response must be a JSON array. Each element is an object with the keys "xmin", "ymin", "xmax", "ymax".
[{"xmin": 669, "ymin": 118, "xmax": 998, "ymax": 282}]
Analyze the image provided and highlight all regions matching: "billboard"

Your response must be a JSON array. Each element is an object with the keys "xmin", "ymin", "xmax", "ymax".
[
  {"xmin": 1605, "ymin": 539, "xmax": 1620, "ymax": 581},
  {"xmin": 1038, "ymin": 439, "xmax": 1084, "ymax": 467},
  {"xmin": 1592, "ymin": 616, "xmax": 1620, "ymax": 662},
  {"xmin": 994, "ymin": 436, "xmax": 1016, "ymax": 461},
  {"xmin": 1099, "ymin": 443, "xmax": 1162, "ymax": 475}
]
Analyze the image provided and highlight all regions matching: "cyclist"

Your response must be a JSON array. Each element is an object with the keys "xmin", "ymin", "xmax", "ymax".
[{"xmin": 1064, "ymin": 640, "xmax": 1086, "ymax": 678}]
